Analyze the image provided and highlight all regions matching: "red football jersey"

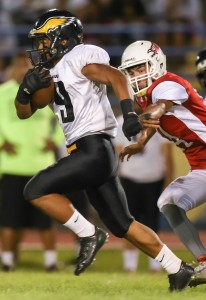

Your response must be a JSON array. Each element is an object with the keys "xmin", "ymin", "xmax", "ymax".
[{"xmin": 136, "ymin": 72, "xmax": 206, "ymax": 170}]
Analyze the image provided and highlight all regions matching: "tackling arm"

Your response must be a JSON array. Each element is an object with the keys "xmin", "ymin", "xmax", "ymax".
[
  {"xmin": 119, "ymin": 127, "xmax": 156, "ymax": 162},
  {"xmin": 82, "ymin": 64, "xmax": 146, "ymax": 140},
  {"xmin": 119, "ymin": 99, "xmax": 174, "ymax": 161},
  {"xmin": 139, "ymin": 100, "xmax": 173, "ymax": 127}
]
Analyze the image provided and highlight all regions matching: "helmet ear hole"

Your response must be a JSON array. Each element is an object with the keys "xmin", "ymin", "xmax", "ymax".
[{"xmin": 61, "ymin": 39, "xmax": 70, "ymax": 51}]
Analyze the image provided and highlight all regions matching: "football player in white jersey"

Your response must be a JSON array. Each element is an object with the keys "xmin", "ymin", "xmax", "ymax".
[
  {"xmin": 119, "ymin": 40, "xmax": 206, "ymax": 287},
  {"xmin": 15, "ymin": 9, "xmax": 195, "ymax": 290}
]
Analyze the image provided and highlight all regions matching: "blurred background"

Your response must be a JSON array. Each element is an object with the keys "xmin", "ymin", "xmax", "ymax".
[
  {"xmin": 0, "ymin": 0, "xmax": 206, "ymax": 255},
  {"xmin": 1, "ymin": 0, "xmax": 206, "ymax": 91}
]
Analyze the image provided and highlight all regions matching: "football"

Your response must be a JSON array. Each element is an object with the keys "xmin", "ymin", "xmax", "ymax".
[{"xmin": 31, "ymin": 78, "xmax": 55, "ymax": 109}]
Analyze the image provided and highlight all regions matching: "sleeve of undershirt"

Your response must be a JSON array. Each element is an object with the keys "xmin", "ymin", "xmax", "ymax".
[{"xmin": 151, "ymin": 81, "xmax": 189, "ymax": 105}]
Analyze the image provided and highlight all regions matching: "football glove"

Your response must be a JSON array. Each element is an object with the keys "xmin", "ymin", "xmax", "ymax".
[
  {"xmin": 16, "ymin": 67, "xmax": 52, "ymax": 105},
  {"xmin": 120, "ymin": 99, "xmax": 142, "ymax": 141}
]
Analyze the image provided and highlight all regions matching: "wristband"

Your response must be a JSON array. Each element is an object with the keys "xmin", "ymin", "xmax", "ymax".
[
  {"xmin": 16, "ymin": 84, "xmax": 31, "ymax": 105},
  {"xmin": 120, "ymin": 99, "xmax": 135, "ymax": 118}
]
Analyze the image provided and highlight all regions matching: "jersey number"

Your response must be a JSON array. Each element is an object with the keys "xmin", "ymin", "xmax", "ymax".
[{"xmin": 54, "ymin": 81, "xmax": 74, "ymax": 123}]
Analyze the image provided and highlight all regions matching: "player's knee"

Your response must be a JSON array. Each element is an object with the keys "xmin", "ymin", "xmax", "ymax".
[
  {"xmin": 108, "ymin": 226, "xmax": 128, "ymax": 238},
  {"xmin": 157, "ymin": 198, "xmax": 164, "ymax": 211},
  {"xmin": 103, "ymin": 217, "xmax": 132, "ymax": 238},
  {"xmin": 23, "ymin": 175, "xmax": 44, "ymax": 202},
  {"xmin": 161, "ymin": 203, "xmax": 176, "ymax": 216},
  {"xmin": 157, "ymin": 194, "xmax": 175, "ymax": 212},
  {"xmin": 158, "ymin": 193, "xmax": 190, "ymax": 213},
  {"xmin": 24, "ymin": 181, "xmax": 35, "ymax": 202}
]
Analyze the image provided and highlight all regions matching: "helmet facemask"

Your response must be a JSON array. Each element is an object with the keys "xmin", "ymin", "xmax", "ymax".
[
  {"xmin": 123, "ymin": 60, "xmax": 155, "ymax": 97},
  {"xmin": 27, "ymin": 32, "xmax": 71, "ymax": 69}
]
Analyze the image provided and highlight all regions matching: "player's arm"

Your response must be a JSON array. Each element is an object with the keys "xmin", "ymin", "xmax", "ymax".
[
  {"xmin": 15, "ymin": 67, "xmax": 52, "ymax": 119},
  {"xmin": 139, "ymin": 99, "xmax": 174, "ymax": 127},
  {"xmin": 82, "ymin": 63, "xmax": 159, "ymax": 140},
  {"xmin": 15, "ymin": 100, "xmax": 36, "ymax": 119},
  {"xmin": 133, "ymin": 99, "xmax": 143, "ymax": 115},
  {"xmin": 133, "ymin": 99, "xmax": 162, "ymax": 129},
  {"xmin": 122, "ymin": 99, "xmax": 173, "ymax": 159},
  {"xmin": 128, "ymin": 100, "xmax": 173, "ymax": 153},
  {"xmin": 82, "ymin": 63, "xmax": 161, "ymax": 121},
  {"xmin": 82, "ymin": 63, "xmax": 133, "ymax": 99},
  {"xmin": 119, "ymin": 127, "xmax": 156, "ymax": 161}
]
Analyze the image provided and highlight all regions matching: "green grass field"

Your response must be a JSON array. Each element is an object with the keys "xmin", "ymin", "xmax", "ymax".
[{"xmin": 0, "ymin": 248, "xmax": 206, "ymax": 300}]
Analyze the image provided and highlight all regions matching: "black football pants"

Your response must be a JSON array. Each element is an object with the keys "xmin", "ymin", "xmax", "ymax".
[{"xmin": 24, "ymin": 134, "xmax": 133, "ymax": 237}]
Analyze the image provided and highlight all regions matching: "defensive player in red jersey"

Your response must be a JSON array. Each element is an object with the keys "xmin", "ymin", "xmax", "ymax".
[{"xmin": 119, "ymin": 40, "xmax": 206, "ymax": 287}]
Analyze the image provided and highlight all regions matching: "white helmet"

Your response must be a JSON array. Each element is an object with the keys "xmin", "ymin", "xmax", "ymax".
[{"xmin": 119, "ymin": 40, "xmax": 167, "ymax": 96}]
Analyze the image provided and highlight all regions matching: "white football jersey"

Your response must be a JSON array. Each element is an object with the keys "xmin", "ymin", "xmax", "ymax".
[{"xmin": 49, "ymin": 44, "xmax": 117, "ymax": 145}]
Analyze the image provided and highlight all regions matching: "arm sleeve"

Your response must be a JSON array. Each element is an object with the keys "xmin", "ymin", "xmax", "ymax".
[
  {"xmin": 152, "ymin": 81, "xmax": 189, "ymax": 105},
  {"xmin": 78, "ymin": 45, "xmax": 110, "ymax": 70}
]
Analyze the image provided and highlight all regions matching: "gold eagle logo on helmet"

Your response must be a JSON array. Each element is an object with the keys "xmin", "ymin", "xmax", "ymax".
[{"xmin": 30, "ymin": 18, "xmax": 69, "ymax": 35}]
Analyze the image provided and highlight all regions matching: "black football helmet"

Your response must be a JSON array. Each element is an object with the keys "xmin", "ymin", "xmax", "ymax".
[
  {"xmin": 27, "ymin": 9, "xmax": 83, "ymax": 68},
  {"xmin": 195, "ymin": 47, "xmax": 206, "ymax": 90}
]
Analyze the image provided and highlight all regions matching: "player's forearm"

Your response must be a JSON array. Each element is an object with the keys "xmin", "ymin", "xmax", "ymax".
[
  {"xmin": 111, "ymin": 73, "xmax": 132, "ymax": 100},
  {"xmin": 138, "ymin": 127, "xmax": 156, "ymax": 147},
  {"xmin": 15, "ymin": 99, "xmax": 36, "ymax": 119},
  {"xmin": 140, "ymin": 102, "xmax": 166, "ymax": 120}
]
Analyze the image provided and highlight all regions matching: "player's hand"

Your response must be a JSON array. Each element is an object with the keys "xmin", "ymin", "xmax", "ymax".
[
  {"xmin": 120, "ymin": 99, "xmax": 142, "ymax": 141},
  {"xmin": 139, "ymin": 113, "xmax": 160, "ymax": 129},
  {"xmin": 22, "ymin": 67, "xmax": 52, "ymax": 95},
  {"xmin": 122, "ymin": 113, "xmax": 142, "ymax": 141},
  {"xmin": 16, "ymin": 67, "xmax": 52, "ymax": 105},
  {"xmin": 119, "ymin": 143, "xmax": 144, "ymax": 162}
]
